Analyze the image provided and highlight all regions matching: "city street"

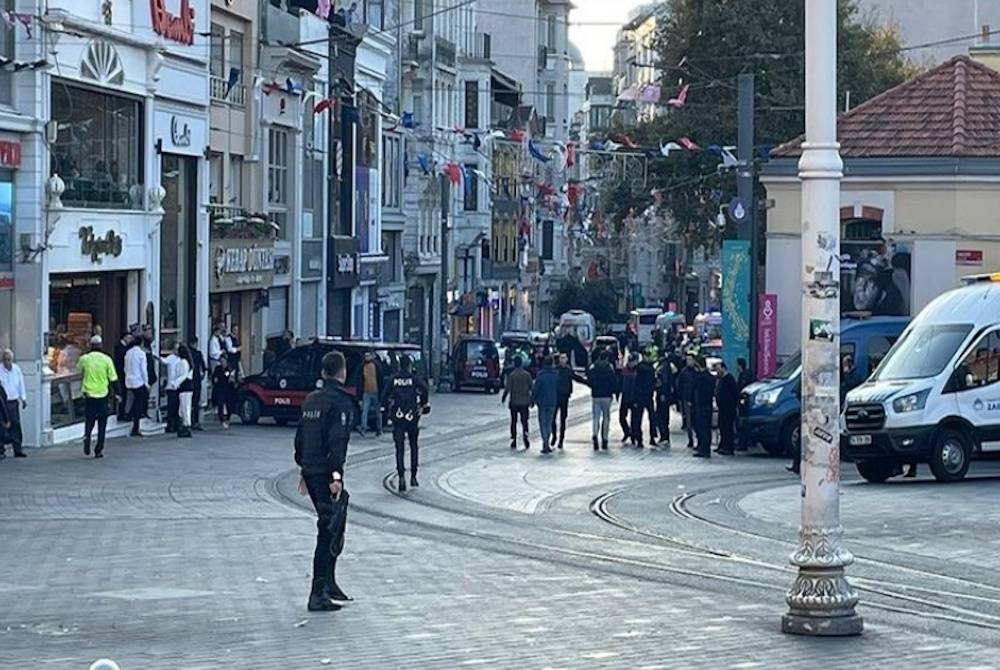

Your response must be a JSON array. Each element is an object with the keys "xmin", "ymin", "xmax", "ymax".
[{"xmin": 4, "ymin": 390, "xmax": 1000, "ymax": 668}]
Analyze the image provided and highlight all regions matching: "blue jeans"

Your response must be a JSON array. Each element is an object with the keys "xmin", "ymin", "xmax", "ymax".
[
  {"xmin": 361, "ymin": 392, "xmax": 382, "ymax": 434},
  {"xmin": 537, "ymin": 405, "xmax": 556, "ymax": 449}
]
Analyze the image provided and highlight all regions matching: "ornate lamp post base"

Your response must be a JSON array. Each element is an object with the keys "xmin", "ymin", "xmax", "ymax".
[{"xmin": 782, "ymin": 568, "xmax": 863, "ymax": 636}]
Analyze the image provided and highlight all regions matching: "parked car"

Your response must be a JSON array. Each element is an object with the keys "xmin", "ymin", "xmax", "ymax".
[
  {"xmin": 236, "ymin": 339, "xmax": 424, "ymax": 426},
  {"xmin": 740, "ymin": 316, "xmax": 908, "ymax": 456}
]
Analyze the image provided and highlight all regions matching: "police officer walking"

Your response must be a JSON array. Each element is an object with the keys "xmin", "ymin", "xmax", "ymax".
[
  {"xmin": 690, "ymin": 357, "xmax": 716, "ymax": 458},
  {"xmin": 294, "ymin": 351, "xmax": 355, "ymax": 612},
  {"xmin": 383, "ymin": 355, "xmax": 429, "ymax": 492}
]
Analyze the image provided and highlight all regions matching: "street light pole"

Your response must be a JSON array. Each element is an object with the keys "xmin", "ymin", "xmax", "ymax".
[{"xmin": 781, "ymin": 0, "xmax": 863, "ymax": 637}]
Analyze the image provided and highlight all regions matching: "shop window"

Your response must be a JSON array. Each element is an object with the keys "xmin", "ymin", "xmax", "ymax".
[
  {"xmin": 381, "ymin": 133, "xmax": 401, "ymax": 209},
  {"xmin": 51, "ymin": 83, "xmax": 143, "ymax": 209}
]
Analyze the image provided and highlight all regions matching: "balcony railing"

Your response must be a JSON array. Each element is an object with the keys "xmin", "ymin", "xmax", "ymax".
[
  {"xmin": 208, "ymin": 203, "xmax": 277, "ymax": 240},
  {"xmin": 436, "ymin": 36, "xmax": 456, "ymax": 68},
  {"xmin": 210, "ymin": 76, "xmax": 247, "ymax": 106}
]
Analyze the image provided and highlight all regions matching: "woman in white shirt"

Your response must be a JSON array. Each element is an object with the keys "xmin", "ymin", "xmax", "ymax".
[{"xmin": 172, "ymin": 344, "xmax": 195, "ymax": 439}]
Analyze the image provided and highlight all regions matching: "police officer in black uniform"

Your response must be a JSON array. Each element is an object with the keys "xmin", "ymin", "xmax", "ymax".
[
  {"xmin": 294, "ymin": 351, "xmax": 355, "ymax": 612},
  {"xmin": 382, "ymin": 355, "xmax": 429, "ymax": 492}
]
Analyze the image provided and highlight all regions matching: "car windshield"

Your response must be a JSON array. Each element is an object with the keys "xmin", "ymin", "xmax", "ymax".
[
  {"xmin": 772, "ymin": 352, "xmax": 801, "ymax": 380},
  {"xmin": 873, "ymin": 324, "xmax": 973, "ymax": 381}
]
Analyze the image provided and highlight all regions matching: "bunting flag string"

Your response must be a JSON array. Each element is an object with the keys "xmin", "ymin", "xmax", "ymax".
[
  {"xmin": 638, "ymin": 84, "xmax": 661, "ymax": 104},
  {"xmin": 0, "ymin": 57, "xmax": 45, "ymax": 72},
  {"xmin": 313, "ymin": 98, "xmax": 333, "ymax": 114},
  {"xmin": 316, "ymin": 0, "xmax": 332, "ymax": 20},
  {"xmin": 528, "ymin": 139, "xmax": 550, "ymax": 164},
  {"xmin": 667, "ymin": 84, "xmax": 690, "ymax": 109},
  {"xmin": 1, "ymin": 11, "xmax": 31, "ymax": 39}
]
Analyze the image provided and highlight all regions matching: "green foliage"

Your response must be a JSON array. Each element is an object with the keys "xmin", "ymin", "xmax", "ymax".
[
  {"xmin": 551, "ymin": 278, "xmax": 619, "ymax": 324},
  {"xmin": 604, "ymin": 0, "xmax": 915, "ymax": 250}
]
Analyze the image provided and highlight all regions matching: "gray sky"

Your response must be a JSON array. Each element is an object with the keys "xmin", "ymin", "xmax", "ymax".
[{"xmin": 569, "ymin": 0, "xmax": 647, "ymax": 72}]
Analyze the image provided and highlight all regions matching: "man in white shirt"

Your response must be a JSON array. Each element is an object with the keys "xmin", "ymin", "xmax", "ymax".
[
  {"xmin": 124, "ymin": 340, "xmax": 149, "ymax": 437},
  {"xmin": 161, "ymin": 344, "xmax": 181, "ymax": 433},
  {"xmin": 0, "ymin": 348, "xmax": 27, "ymax": 457}
]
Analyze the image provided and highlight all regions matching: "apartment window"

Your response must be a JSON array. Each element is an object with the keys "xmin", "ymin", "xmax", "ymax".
[
  {"xmin": 228, "ymin": 31, "xmax": 244, "ymax": 75},
  {"xmin": 208, "ymin": 152, "xmax": 223, "ymax": 204},
  {"xmin": 541, "ymin": 220, "xmax": 554, "ymax": 260},
  {"xmin": 463, "ymin": 164, "xmax": 478, "ymax": 211},
  {"xmin": 464, "ymin": 81, "xmax": 479, "ymax": 130},
  {"xmin": 209, "ymin": 23, "xmax": 224, "ymax": 78},
  {"xmin": 382, "ymin": 231, "xmax": 401, "ymax": 283},
  {"xmin": 268, "ymin": 128, "xmax": 289, "ymax": 239},
  {"xmin": 366, "ymin": 0, "xmax": 384, "ymax": 30},
  {"xmin": 228, "ymin": 155, "xmax": 244, "ymax": 206},
  {"xmin": 382, "ymin": 133, "xmax": 401, "ymax": 209},
  {"xmin": 546, "ymin": 84, "xmax": 555, "ymax": 123},
  {"xmin": 547, "ymin": 14, "xmax": 557, "ymax": 53}
]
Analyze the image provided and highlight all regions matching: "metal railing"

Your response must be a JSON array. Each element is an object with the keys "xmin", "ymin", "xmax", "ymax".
[{"xmin": 210, "ymin": 76, "xmax": 247, "ymax": 106}]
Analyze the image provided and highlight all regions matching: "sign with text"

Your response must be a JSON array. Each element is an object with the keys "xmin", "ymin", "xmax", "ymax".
[
  {"xmin": 756, "ymin": 293, "xmax": 778, "ymax": 378},
  {"xmin": 210, "ymin": 239, "xmax": 274, "ymax": 292},
  {"xmin": 721, "ymin": 240, "xmax": 751, "ymax": 372},
  {"xmin": 150, "ymin": 0, "xmax": 196, "ymax": 45},
  {"xmin": 956, "ymin": 249, "xmax": 983, "ymax": 266},
  {"xmin": 329, "ymin": 235, "xmax": 360, "ymax": 289}
]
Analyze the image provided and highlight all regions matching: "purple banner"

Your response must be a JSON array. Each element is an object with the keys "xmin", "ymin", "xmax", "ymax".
[{"xmin": 757, "ymin": 293, "xmax": 778, "ymax": 378}]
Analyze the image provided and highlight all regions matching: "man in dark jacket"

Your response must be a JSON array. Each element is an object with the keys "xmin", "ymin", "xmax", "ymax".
[
  {"xmin": 631, "ymin": 354, "xmax": 657, "ymax": 448},
  {"xmin": 735, "ymin": 357, "xmax": 754, "ymax": 451},
  {"xmin": 294, "ymin": 351, "xmax": 354, "ymax": 612},
  {"xmin": 550, "ymin": 353, "xmax": 574, "ymax": 450},
  {"xmin": 532, "ymin": 356, "xmax": 560, "ymax": 454},
  {"xmin": 714, "ymin": 361, "xmax": 739, "ymax": 455},
  {"xmin": 676, "ymin": 354, "xmax": 697, "ymax": 449},
  {"xmin": 113, "ymin": 331, "xmax": 132, "ymax": 420},
  {"xmin": 691, "ymin": 357, "xmax": 716, "ymax": 458},
  {"xmin": 618, "ymin": 355, "xmax": 637, "ymax": 444},
  {"xmin": 502, "ymin": 355, "xmax": 533, "ymax": 450},
  {"xmin": 585, "ymin": 350, "xmax": 618, "ymax": 451},
  {"xmin": 382, "ymin": 355, "xmax": 429, "ymax": 491},
  {"xmin": 190, "ymin": 337, "xmax": 207, "ymax": 431},
  {"xmin": 653, "ymin": 356, "xmax": 675, "ymax": 448}
]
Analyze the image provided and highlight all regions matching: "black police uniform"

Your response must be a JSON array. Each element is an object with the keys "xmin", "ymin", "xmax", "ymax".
[
  {"xmin": 691, "ymin": 369, "xmax": 716, "ymax": 457},
  {"xmin": 294, "ymin": 379, "xmax": 355, "ymax": 610},
  {"xmin": 383, "ymin": 370, "xmax": 429, "ymax": 490}
]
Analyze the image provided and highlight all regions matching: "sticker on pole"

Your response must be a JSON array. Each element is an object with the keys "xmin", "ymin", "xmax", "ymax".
[{"xmin": 727, "ymin": 197, "xmax": 749, "ymax": 224}]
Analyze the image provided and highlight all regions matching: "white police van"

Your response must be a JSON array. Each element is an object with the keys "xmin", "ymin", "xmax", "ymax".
[{"xmin": 843, "ymin": 273, "xmax": 1000, "ymax": 483}]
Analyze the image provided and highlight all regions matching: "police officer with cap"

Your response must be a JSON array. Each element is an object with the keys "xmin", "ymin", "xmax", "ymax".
[
  {"xmin": 382, "ymin": 355, "xmax": 429, "ymax": 492},
  {"xmin": 294, "ymin": 351, "xmax": 355, "ymax": 612}
]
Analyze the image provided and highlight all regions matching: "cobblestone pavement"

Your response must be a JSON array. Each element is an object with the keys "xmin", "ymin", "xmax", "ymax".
[{"xmin": 3, "ymin": 389, "xmax": 1000, "ymax": 669}]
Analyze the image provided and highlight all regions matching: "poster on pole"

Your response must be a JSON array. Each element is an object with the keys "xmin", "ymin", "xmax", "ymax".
[
  {"xmin": 757, "ymin": 293, "xmax": 778, "ymax": 378},
  {"xmin": 721, "ymin": 240, "xmax": 751, "ymax": 371}
]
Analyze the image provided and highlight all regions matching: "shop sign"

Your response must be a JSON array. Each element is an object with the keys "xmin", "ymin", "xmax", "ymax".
[
  {"xmin": 756, "ymin": 293, "xmax": 778, "ymax": 378},
  {"xmin": 211, "ymin": 239, "xmax": 275, "ymax": 292},
  {"xmin": 170, "ymin": 116, "xmax": 191, "ymax": 147},
  {"xmin": 79, "ymin": 226, "xmax": 123, "ymax": 263},
  {"xmin": 150, "ymin": 0, "xmax": 196, "ymax": 45},
  {"xmin": 956, "ymin": 249, "xmax": 983, "ymax": 266},
  {"xmin": 0, "ymin": 141, "xmax": 20, "ymax": 168},
  {"xmin": 301, "ymin": 240, "xmax": 323, "ymax": 279},
  {"xmin": 329, "ymin": 235, "xmax": 360, "ymax": 289}
]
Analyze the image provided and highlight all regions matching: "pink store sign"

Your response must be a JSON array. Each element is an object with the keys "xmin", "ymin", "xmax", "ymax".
[{"xmin": 757, "ymin": 293, "xmax": 778, "ymax": 378}]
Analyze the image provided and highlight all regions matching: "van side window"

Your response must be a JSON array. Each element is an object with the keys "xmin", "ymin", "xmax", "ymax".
[
  {"xmin": 866, "ymin": 335, "xmax": 898, "ymax": 376},
  {"xmin": 958, "ymin": 331, "xmax": 1000, "ymax": 388}
]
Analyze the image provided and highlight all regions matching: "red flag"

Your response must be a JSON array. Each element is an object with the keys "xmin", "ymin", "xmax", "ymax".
[
  {"xmin": 678, "ymin": 136, "xmax": 699, "ymax": 151},
  {"xmin": 619, "ymin": 135, "xmax": 639, "ymax": 149},
  {"xmin": 566, "ymin": 142, "xmax": 575, "ymax": 167},
  {"xmin": 313, "ymin": 98, "xmax": 332, "ymax": 114},
  {"xmin": 668, "ymin": 84, "xmax": 690, "ymax": 108},
  {"xmin": 446, "ymin": 162, "xmax": 462, "ymax": 185},
  {"xmin": 509, "ymin": 128, "xmax": 526, "ymax": 142}
]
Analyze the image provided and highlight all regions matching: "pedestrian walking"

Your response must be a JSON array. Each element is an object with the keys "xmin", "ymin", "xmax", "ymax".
[
  {"xmin": 162, "ymin": 344, "xmax": 181, "ymax": 433},
  {"xmin": 501, "ymin": 355, "xmax": 533, "ymax": 450},
  {"xmin": 383, "ymin": 355, "xmax": 429, "ymax": 491},
  {"xmin": 714, "ymin": 362, "xmax": 739, "ymax": 455},
  {"xmin": 690, "ymin": 357, "xmax": 715, "ymax": 458},
  {"xmin": 173, "ymin": 345, "xmax": 195, "ymax": 439},
  {"xmin": 124, "ymin": 338, "xmax": 149, "ymax": 437},
  {"xmin": 631, "ymin": 353, "xmax": 657, "ymax": 448},
  {"xmin": 190, "ymin": 337, "xmax": 206, "ymax": 431},
  {"xmin": 224, "ymin": 325, "xmax": 243, "ymax": 379},
  {"xmin": 294, "ymin": 351, "xmax": 354, "ymax": 612},
  {"xmin": 550, "ymin": 353, "xmax": 573, "ymax": 450},
  {"xmin": 77, "ymin": 335, "xmax": 118, "ymax": 458},
  {"xmin": 586, "ymin": 350, "xmax": 618, "ymax": 451},
  {"xmin": 676, "ymin": 353, "xmax": 696, "ymax": 449},
  {"xmin": 618, "ymin": 355, "xmax": 637, "ymax": 444},
  {"xmin": 208, "ymin": 324, "xmax": 224, "ymax": 376},
  {"xmin": 358, "ymin": 351, "xmax": 383, "ymax": 437},
  {"xmin": 0, "ymin": 349, "xmax": 27, "ymax": 458},
  {"xmin": 532, "ymin": 356, "xmax": 559, "ymax": 454},
  {"xmin": 653, "ymin": 355, "xmax": 676, "ymax": 448},
  {"xmin": 211, "ymin": 355, "xmax": 237, "ymax": 428}
]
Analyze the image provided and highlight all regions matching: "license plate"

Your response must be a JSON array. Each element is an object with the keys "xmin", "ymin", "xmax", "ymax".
[
  {"xmin": 471, "ymin": 370, "xmax": 488, "ymax": 379},
  {"xmin": 849, "ymin": 435, "xmax": 872, "ymax": 446}
]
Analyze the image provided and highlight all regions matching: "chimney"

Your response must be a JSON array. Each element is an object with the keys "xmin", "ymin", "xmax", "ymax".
[{"xmin": 970, "ymin": 25, "xmax": 1000, "ymax": 72}]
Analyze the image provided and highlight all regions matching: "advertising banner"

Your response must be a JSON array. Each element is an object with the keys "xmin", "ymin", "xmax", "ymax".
[
  {"xmin": 721, "ymin": 240, "xmax": 751, "ymax": 370},
  {"xmin": 756, "ymin": 293, "xmax": 778, "ymax": 378}
]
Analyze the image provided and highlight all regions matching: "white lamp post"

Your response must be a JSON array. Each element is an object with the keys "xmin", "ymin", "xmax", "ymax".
[{"xmin": 781, "ymin": 0, "xmax": 863, "ymax": 636}]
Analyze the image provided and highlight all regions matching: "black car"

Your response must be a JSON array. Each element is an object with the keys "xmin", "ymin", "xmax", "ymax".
[{"xmin": 236, "ymin": 339, "xmax": 424, "ymax": 426}]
